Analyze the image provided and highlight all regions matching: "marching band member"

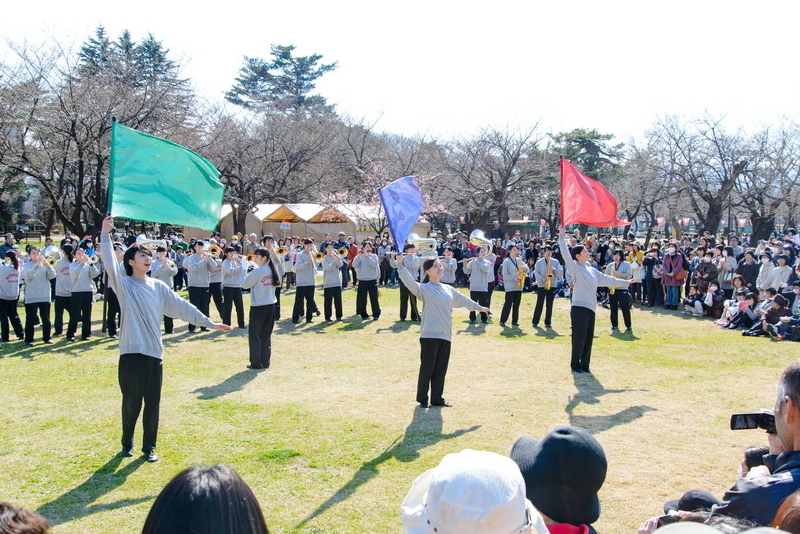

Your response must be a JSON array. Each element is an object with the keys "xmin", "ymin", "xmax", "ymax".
[
  {"xmin": 22, "ymin": 246, "xmax": 56, "ymax": 345},
  {"xmin": 208, "ymin": 252, "xmax": 225, "ymax": 320},
  {"xmin": 221, "ymin": 247, "xmax": 248, "ymax": 329},
  {"xmin": 100, "ymin": 216, "xmax": 230, "ymax": 462},
  {"xmin": 105, "ymin": 244, "xmax": 125, "ymax": 339},
  {"xmin": 262, "ymin": 235, "xmax": 281, "ymax": 320},
  {"xmin": 153, "ymin": 246, "xmax": 180, "ymax": 334},
  {"xmin": 559, "ymin": 227, "xmax": 633, "ymax": 373},
  {"xmin": 531, "ymin": 245, "xmax": 563, "ymax": 328},
  {"xmin": 292, "ymin": 239, "xmax": 321, "ymax": 324},
  {"xmin": 241, "ymin": 247, "xmax": 284, "ymax": 369},
  {"xmin": 185, "ymin": 241, "xmax": 215, "ymax": 333},
  {"xmin": 353, "ymin": 241, "xmax": 381, "ymax": 320},
  {"xmin": 67, "ymin": 247, "xmax": 100, "ymax": 341},
  {"xmin": 499, "ymin": 245, "xmax": 528, "ymax": 327},
  {"xmin": 392, "ymin": 244, "xmax": 420, "ymax": 321},
  {"xmin": 463, "ymin": 246, "xmax": 493, "ymax": 324},
  {"xmin": 53, "ymin": 245, "xmax": 73, "ymax": 337},
  {"xmin": 0, "ymin": 250, "xmax": 24, "ymax": 342},
  {"xmin": 322, "ymin": 243, "xmax": 344, "ymax": 321},
  {"xmin": 440, "ymin": 247, "xmax": 457, "ymax": 286},
  {"xmin": 605, "ymin": 249, "xmax": 633, "ymax": 332},
  {"xmin": 394, "ymin": 254, "xmax": 488, "ymax": 408}
]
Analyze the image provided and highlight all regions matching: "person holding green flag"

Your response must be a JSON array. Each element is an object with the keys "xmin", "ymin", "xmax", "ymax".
[{"xmin": 100, "ymin": 216, "xmax": 231, "ymax": 463}]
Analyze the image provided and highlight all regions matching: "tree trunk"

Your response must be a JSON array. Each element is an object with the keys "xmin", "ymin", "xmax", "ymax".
[{"xmin": 750, "ymin": 214, "xmax": 775, "ymax": 243}]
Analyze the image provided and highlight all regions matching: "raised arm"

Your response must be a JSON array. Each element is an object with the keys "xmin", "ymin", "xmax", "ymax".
[
  {"xmin": 558, "ymin": 230, "xmax": 576, "ymax": 278},
  {"xmin": 450, "ymin": 287, "xmax": 488, "ymax": 312},
  {"xmin": 100, "ymin": 216, "xmax": 124, "ymax": 295}
]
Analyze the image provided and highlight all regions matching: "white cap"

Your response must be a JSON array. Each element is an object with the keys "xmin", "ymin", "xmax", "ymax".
[{"xmin": 401, "ymin": 450, "xmax": 547, "ymax": 534}]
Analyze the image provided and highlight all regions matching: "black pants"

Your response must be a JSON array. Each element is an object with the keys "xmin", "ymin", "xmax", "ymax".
[
  {"xmin": 106, "ymin": 288, "xmax": 120, "ymax": 336},
  {"xmin": 67, "ymin": 291, "xmax": 93, "ymax": 339},
  {"xmin": 646, "ymin": 279, "xmax": 663, "ymax": 306},
  {"xmin": 222, "ymin": 286, "xmax": 245, "ymax": 328},
  {"xmin": 630, "ymin": 282, "xmax": 642, "ymax": 303},
  {"xmin": 209, "ymin": 282, "xmax": 224, "ymax": 319},
  {"xmin": 532, "ymin": 288, "xmax": 556, "ymax": 326},
  {"xmin": 187, "ymin": 286, "xmax": 210, "ymax": 332},
  {"xmin": 399, "ymin": 280, "xmax": 419, "ymax": 320},
  {"xmin": 570, "ymin": 306, "xmax": 595, "ymax": 371},
  {"xmin": 249, "ymin": 304, "xmax": 275, "ymax": 368},
  {"xmin": 348, "ymin": 266, "xmax": 358, "ymax": 287},
  {"xmin": 53, "ymin": 295, "xmax": 71, "ymax": 336},
  {"xmin": 24, "ymin": 302, "xmax": 51, "ymax": 343},
  {"xmin": 487, "ymin": 281, "xmax": 496, "ymax": 308},
  {"xmin": 324, "ymin": 286, "xmax": 343, "ymax": 320},
  {"xmin": 379, "ymin": 266, "xmax": 391, "ymax": 285},
  {"xmin": 275, "ymin": 287, "xmax": 282, "ymax": 320},
  {"xmin": 356, "ymin": 279, "xmax": 381, "ymax": 319},
  {"xmin": 469, "ymin": 291, "xmax": 489, "ymax": 322},
  {"xmin": 500, "ymin": 290, "xmax": 522, "ymax": 324},
  {"xmin": 292, "ymin": 285, "xmax": 317, "ymax": 323},
  {"xmin": 0, "ymin": 298, "xmax": 24, "ymax": 341},
  {"xmin": 609, "ymin": 290, "xmax": 632, "ymax": 329},
  {"xmin": 118, "ymin": 353, "xmax": 162, "ymax": 453},
  {"xmin": 340, "ymin": 264, "xmax": 348, "ymax": 289},
  {"xmin": 173, "ymin": 270, "xmax": 185, "ymax": 291},
  {"xmin": 417, "ymin": 338, "xmax": 451, "ymax": 405}
]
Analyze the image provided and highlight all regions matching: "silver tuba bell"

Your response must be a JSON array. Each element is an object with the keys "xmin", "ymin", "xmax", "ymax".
[
  {"xmin": 406, "ymin": 233, "xmax": 437, "ymax": 255},
  {"xmin": 469, "ymin": 229, "xmax": 493, "ymax": 249},
  {"xmin": 134, "ymin": 236, "xmax": 168, "ymax": 249}
]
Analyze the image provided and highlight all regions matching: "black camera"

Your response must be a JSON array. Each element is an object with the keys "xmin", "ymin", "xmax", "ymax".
[{"xmin": 730, "ymin": 409, "xmax": 776, "ymax": 434}]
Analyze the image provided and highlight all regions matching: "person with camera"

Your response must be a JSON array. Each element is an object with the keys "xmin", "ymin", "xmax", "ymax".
[{"xmin": 709, "ymin": 359, "xmax": 800, "ymax": 525}]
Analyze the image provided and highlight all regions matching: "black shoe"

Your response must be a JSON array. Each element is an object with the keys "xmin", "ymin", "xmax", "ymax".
[
  {"xmin": 238, "ymin": 326, "xmax": 246, "ymax": 329},
  {"xmin": 43, "ymin": 339, "xmax": 53, "ymax": 344},
  {"xmin": 66, "ymin": 337, "xmax": 75, "ymax": 342},
  {"xmin": 431, "ymin": 401, "xmax": 453, "ymax": 407},
  {"xmin": 361, "ymin": 315, "xmax": 369, "ymax": 320},
  {"xmin": 188, "ymin": 328, "xmax": 196, "ymax": 333},
  {"xmin": 314, "ymin": 310, "xmax": 321, "ymax": 317},
  {"xmin": 144, "ymin": 450, "xmax": 159, "ymax": 463},
  {"xmin": 417, "ymin": 402, "xmax": 430, "ymax": 408},
  {"xmin": 544, "ymin": 324, "xmax": 552, "ymax": 328},
  {"xmin": 292, "ymin": 320, "xmax": 300, "ymax": 324},
  {"xmin": 767, "ymin": 324, "xmax": 780, "ymax": 340},
  {"xmin": 532, "ymin": 323, "xmax": 539, "ymax": 328},
  {"xmin": 82, "ymin": 336, "xmax": 91, "ymax": 341},
  {"xmin": 581, "ymin": 367, "xmax": 592, "ymax": 373},
  {"xmin": 611, "ymin": 326, "xmax": 618, "ymax": 331},
  {"xmin": 625, "ymin": 328, "xmax": 633, "ymax": 333},
  {"xmin": 247, "ymin": 364, "xmax": 264, "ymax": 370},
  {"xmin": 119, "ymin": 447, "xmax": 133, "ymax": 457},
  {"xmin": 24, "ymin": 341, "xmax": 33, "ymax": 346},
  {"xmin": 109, "ymin": 334, "xmax": 118, "ymax": 339},
  {"xmin": 200, "ymin": 327, "xmax": 209, "ymax": 332},
  {"xmin": 305, "ymin": 319, "xmax": 313, "ymax": 324},
  {"xmin": 470, "ymin": 319, "xmax": 476, "ymax": 324},
  {"xmin": 499, "ymin": 322, "xmax": 507, "ymax": 327},
  {"xmin": 571, "ymin": 368, "xmax": 584, "ymax": 373},
  {"xmin": 373, "ymin": 315, "xmax": 380, "ymax": 320},
  {"xmin": 481, "ymin": 320, "xmax": 488, "ymax": 324}
]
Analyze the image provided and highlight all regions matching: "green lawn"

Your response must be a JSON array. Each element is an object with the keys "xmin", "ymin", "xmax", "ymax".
[{"xmin": 0, "ymin": 284, "xmax": 792, "ymax": 533}]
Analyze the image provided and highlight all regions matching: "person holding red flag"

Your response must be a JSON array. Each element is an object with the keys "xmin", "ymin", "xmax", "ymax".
[{"xmin": 558, "ymin": 158, "xmax": 633, "ymax": 373}]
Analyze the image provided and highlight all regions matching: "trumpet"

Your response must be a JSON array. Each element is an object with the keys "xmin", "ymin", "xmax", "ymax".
[
  {"xmin": 314, "ymin": 251, "xmax": 325, "ymax": 261},
  {"xmin": 208, "ymin": 245, "xmax": 222, "ymax": 259},
  {"xmin": 47, "ymin": 258, "xmax": 58, "ymax": 266},
  {"xmin": 337, "ymin": 247, "xmax": 349, "ymax": 256},
  {"xmin": 276, "ymin": 246, "xmax": 288, "ymax": 255},
  {"xmin": 89, "ymin": 255, "xmax": 100, "ymax": 265}
]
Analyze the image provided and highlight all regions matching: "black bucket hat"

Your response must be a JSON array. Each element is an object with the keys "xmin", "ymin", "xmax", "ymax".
[{"xmin": 510, "ymin": 426, "xmax": 606, "ymax": 526}]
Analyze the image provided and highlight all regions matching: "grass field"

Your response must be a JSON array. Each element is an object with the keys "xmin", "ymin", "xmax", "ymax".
[{"xmin": 0, "ymin": 282, "xmax": 794, "ymax": 533}]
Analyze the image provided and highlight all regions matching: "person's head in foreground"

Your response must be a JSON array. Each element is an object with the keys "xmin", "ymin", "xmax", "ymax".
[
  {"xmin": 141, "ymin": 464, "xmax": 268, "ymax": 534},
  {"xmin": 401, "ymin": 449, "xmax": 548, "ymax": 534},
  {"xmin": 510, "ymin": 426, "xmax": 606, "ymax": 529},
  {"xmin": 0, "ymin": 502, "xmax": 50, "ymax": 534}
]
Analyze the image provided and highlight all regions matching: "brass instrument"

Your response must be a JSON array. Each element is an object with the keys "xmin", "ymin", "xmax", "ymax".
[
  {"xmin": 314, "ymin": 251, "xmax": 325, "ymax": 261},
  {"xmin": 406, "ymin": 233, "xmax": 437, "ymax": 255},
  {"xmin": 89, "ymin": 255, "xmax": 100, "ymax": 265},
  {"xmin": 208, "ymin": 245, "xmax": 222, "ymax": 259},
  {"xmin": 45, "ymin": 251, "xmax": 61, "ymax": 262},
  {"xmin": 47, "ymin": 258, "xmax": 58, "ymax": 266},
  {"xmin": 544, "ymin": 256, "xmax": 553, "ymax": 291},
  {"xmin": 247, "ymin": 253, "xmax": 255, "ymax": 262},
  {"xmin": 3, "ymin": 259, "xmax": 11, "ymax": 267},
  {"xmin": 469, "ymin": 229, "xmax": 493, "ymax": 249},
  {"xmin": 276, "ymin": 246, "xmax": 288, "ymax": 256},
  {"xmin": 517, "ymin": 258, "xmax": 527, "ymax": 287},
  {"xmin": 337, "ymin": 246, "xmax": 349, "ymax": 257},
  {"xmin": 135, "ymin": 237, "xmax": 168, "ymax": 248}
]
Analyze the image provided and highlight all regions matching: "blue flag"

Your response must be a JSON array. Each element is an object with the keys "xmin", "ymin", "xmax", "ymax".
[{"xmin": 379, "ymin": 176, "xmax": 424, "ymax": 247}]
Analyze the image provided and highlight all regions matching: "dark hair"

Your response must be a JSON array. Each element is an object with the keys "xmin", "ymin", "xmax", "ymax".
[
  {"xmin": 403, "ymin": 243, "xmax": 415, "ymax": 252},
  {"xmin": 776, "ymin": 254, "xmax": 790, "ymax": 265},
  {"xmin": 745, "ymin": 292, "xmax": 757, "ymax": 302},
  {"xmin": 764, "ymin": 287, "xmax": 778, "ymax": 297},
  {"xmin": 774, "ymin": 489, "xmax": 800, "ymax": 532},
  {"xmin": 743, "ymin": 445, "xmax": 769, "ymax": 470},
  {"xmin": 303, "ymin": 238, "xmax": 313, "ymax": 246},
  {"xmin": 61, "ymin": 245, "xmax": 75, "ymax": 263},
  {"xmin": 744, "ymin": 249, "xmax": 756, "ymax": 258},
  {"xmin": 689, "ymin": 284, "xmax": 698, "ymax": 291},
  {"xmin": 778, "ymin": 360, "xmax": 800, "ymax": 412},
  {"xmin": 612, "ymin": 249, "xmax": 624, "ymax": 261},
  {"xmin": 732, "ymin": 274, "xmax": 746, "ymax": 288},
  {"xmin": 734, "ymin": 289, "xmax": 748, "ymax": 297},
  {"xmin": 421, "ymin": 258, "xmax": 438, "ymax": 283},
  {"xmin": 156, "ymin": 246, "xmax": 167, "ymax": 253},
  {"xmin": 724, "ymin": 246, "xmax": 734, "ymax": 257},
  {"xmin": 254, "ymin": 248, "xmax": 280, "ymax": 286},
  {"xmin": 0, "ymin": 502, "xmax": 50, "ymax": 533},
  {"xmin": 142, "ymin": 464, "xmax": 268, "ymax": 534},
  {"xmin": 224, "ymin": 246, "xmax": 236, "ymax": 257},
  {"xmin": 5, "ymin": 250, "xmax": 18, "ymax": 270},
  {"xmin": 123, "ymin": 244, "xmax": 152, "ymax": 276},
  {"xmin": 570, "ymin": 245, "xmax": 586, "ymax": 261}
]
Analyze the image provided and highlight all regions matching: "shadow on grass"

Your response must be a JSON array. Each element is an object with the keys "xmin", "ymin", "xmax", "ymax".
[
  {"xmin": 566, "ymin": 372, "xmax": 655, "ymax": 435},
  {"xmin": 499, "ymin": 326, "xmax": 528, "ymax": 338},
  {"xmin": 610, "ymin": 330, "xmax": 641, "ymax": 341},
  {"xmin": 455, "ymin": 322, "xmax": 487, "ymax": 336},
  {"xmin": 36, "ymin": 455, "xmax": 151, "ymax": 527},
  {"xmin": 297, "ymin": 408, "xmax": 480, "ymax": 528},
  {"xmin": 1, "ymin": 335, "xmax": 117, "ymax": 359},
  {"xmin": 192, "ymin": 370, "xmax": 260, "ymax": 400},
  {"xmin": 533, "ymin": 326, "xmax": 565, "ymax": 338},
  {"xmin": 375, "ymin": 321, "xmax": 414, "ymax": 334}
]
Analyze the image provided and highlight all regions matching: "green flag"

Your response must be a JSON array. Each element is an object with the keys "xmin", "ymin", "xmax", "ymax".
[{"xmin": 109, "ymin": 122, "xmax": 225, "ymax": 230}]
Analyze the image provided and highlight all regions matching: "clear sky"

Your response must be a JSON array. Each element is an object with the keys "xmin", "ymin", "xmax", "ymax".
[{"xmin": 3, "ymin": 0, "xmax": 798, "ymax": 144}]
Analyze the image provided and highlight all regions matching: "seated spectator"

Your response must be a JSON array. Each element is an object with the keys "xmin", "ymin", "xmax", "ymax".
[
  {"xmin": 742, "ymin": 289, "xmax": 778, "ymax": 336},
  {"xmin": 141, "ymin": 464, "xmax": 269, "ymax": 534},
  {"xmin": 709, "ymin": 359, "xmax": 800, "ymax": 525},
  {"xmin": 401, "ymin": 449, "xmax": 548, "ymax": 534},
  {"xmin": 703, "ymin": 283, "xmax": 725, "ymax": 319},
  {"xmin": 0, "ymin": 502, "xmax": 50, "ymax": 534},
  {"xmin": 683, "ymin": 285, "xmax": 705, "ymax": 316},
  {"xmin": 719, "ymin": 289, "xmax": 749, "ymax": 327},
  {"xmin": 726, "ymin": 293, "xmax": 760, "ymax": 330},
  {"xmin": 510, "ymin": 426, "xmax": 606, "ymax": 533},
  {"xmin": 765, "ymin": 294, "xmax": 798, "ymax": 341},
  {"xmin": 740, "ymin": 446, "xmax": 770, "ymax": 478}
]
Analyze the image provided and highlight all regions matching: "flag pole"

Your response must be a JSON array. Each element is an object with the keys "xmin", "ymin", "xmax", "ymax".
[{"xmin": 102, "ymin": 116, "xmax": 117, "ymax": 334}]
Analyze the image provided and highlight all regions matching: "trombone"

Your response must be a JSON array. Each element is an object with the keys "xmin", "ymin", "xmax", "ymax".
[{"xmin": 314, "ymin": 251, "xmax": 325, "ymax": 261}]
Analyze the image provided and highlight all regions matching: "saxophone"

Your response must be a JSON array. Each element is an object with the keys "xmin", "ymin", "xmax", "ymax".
[
  {"xmin": 609, "ymin": 263, "xmax": 616, "ymax": 295},
  {"xmin": 544, "ymin": 256, "xmax": 553, "ymax": 290},
  {"xmin": 517, "ymin": 258, "xmax": 527, "ymax": 288}
]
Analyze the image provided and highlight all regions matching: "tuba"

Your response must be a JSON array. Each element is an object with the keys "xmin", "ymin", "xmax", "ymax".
[
  {"xmin": 469, "ymin": 229, "xmax": 493, "ymax": 249},
  {"xmin": 406, "ymin": 233, "xmax": 437, "ymax": 255}
]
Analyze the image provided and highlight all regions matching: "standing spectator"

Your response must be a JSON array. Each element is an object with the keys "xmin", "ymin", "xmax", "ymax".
[
  {"xmin": 662, "ymin": 243, "xmax": 685, "ymax": 310},
  {"xmin": 0, "ymin": 233, "xmax": 19, "ymax": 257},
  {"xmin": 757, "ymin": 251, "xmax": 776, "ymax": 297},
  {"xmin": 490, "ymin": 221, "xmax": 504, "ymax": 240},
  {"xmin": 695, "ymin": 250, "xmax": 719, "ymax": 294},
  {"xmin": 718, "ymin": 246, "xmax": 738, "ymax": 299},
  {"xmin": 737, "ymin": 250, "xmax": 760, "ymax": 293}
]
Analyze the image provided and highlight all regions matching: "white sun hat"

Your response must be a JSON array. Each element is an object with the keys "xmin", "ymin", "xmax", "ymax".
[{"xmin": 401, "ymin": 449, "xmax": 548, "ymax": 534}]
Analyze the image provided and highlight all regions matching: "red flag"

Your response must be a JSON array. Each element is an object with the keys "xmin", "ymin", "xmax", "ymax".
[{"xmin": 560, "ymin": 158, "xmax": 630, "ymax": 227}]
